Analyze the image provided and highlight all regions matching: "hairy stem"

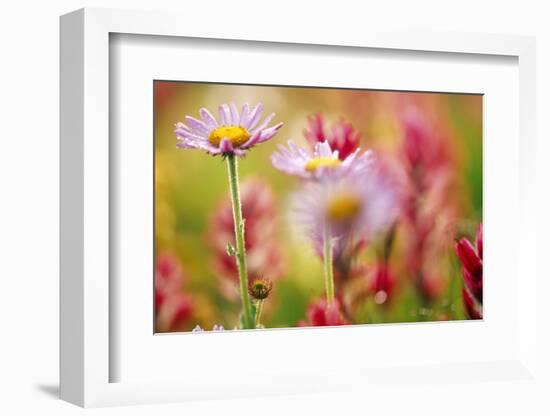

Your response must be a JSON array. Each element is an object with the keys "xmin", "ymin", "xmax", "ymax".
[{"xmin": 226, "ymin": 154, "xmax": 254, "ymax": 329}]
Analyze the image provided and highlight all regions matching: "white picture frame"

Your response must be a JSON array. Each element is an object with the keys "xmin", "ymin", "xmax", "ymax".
[{"xmin": 60, "ymin": 7, "xmax": 537, "ymax": 407}]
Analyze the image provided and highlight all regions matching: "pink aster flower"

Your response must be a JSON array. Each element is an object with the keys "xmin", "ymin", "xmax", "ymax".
[
  {"xmin": 291, "ymin": 159, "xmax": 399, "ymax": 259},
  {"xmin": 303, "ymin": 113, "xmax": 361, "ymax": 160},
  {"xmin": 175, "ymin": 102, "xmax": 283, "ymax": 156},
  {"xmin": 271, "ymin": 139, "xmax": 372, "ymax": 180}
]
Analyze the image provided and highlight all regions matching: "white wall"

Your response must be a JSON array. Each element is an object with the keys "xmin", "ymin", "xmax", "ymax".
[{"xmin": 1, "ymin": 1, "xmax": 548, "ymax": 415}]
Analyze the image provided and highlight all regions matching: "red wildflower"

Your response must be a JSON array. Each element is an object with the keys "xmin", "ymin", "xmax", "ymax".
[
  {"xmin": 156, "ymin": 292, "xmax": 193, "ymax": 332},
  {"xmin": 367, "ymin": 263, "xmax": 396, "ymax": 305},
  {"xmin": 155, "ymin": 252, "xmax": 193, "ymax": 332},
  {"xmin": 455, "ymin": 238, "xmax": 482, "ymax": 279},
  {"xmin": 303, "ymin": 113, "xmax": 361, "ymax": 160},
  {"xmin": 455, "ymin": 224, "xmax": 483, "ymax": 318},
  {"xmin": 299, "ymin": 299, "xmax": 346, "ymax": 327},
  {"xmin": 399, "ymin": 107, "xmax": 455, "ymax": 302}
]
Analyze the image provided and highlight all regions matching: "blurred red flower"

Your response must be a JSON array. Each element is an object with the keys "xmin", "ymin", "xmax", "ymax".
[
  {"xmin": 367, "ymin": 263, "xmax": 396, "ymax": 305},
  {"xmin": 299, "ymin": 298, "xmax": 346, "ymax": 327},
  {"xmin": 208, "ymin": 177, "xmax": 285, "ymax": 299},
  {"xmin": 303, "ymin": 113, "xmax": 361, "ymax": 160},
  {"xmin": 155, "ymin": 252, "xmax": 193, "ymax": 332},
  {"xmin": 455, "ymin": 224, "xmax": 483, "ymax": 319},
  {"xmin": 398, "ymin": 107, "xmax": 456, "ymax": 302}
]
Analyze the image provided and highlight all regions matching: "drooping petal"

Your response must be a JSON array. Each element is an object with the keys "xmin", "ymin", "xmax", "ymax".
[
  {"xmin": 219, "ymin": 138, "xmax": 234, "ymax": 154},
  {"xmin": 257, "ymin": 122, "xmax": 283, "ymax": 143},
  {"xmin": 251, "ymin": 112, "xmax": 276, "ymax": 135}
]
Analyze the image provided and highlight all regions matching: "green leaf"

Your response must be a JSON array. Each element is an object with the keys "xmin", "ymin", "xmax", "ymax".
[{"xmin": 226, "ymin": 242, "xmax": 236, "ymax": 257}]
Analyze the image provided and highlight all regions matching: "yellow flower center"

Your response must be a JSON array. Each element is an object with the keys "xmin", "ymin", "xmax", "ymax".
[
  {"xmin": 208, "ymin": 125, "xmax": 251, "ymax": 147},
  {"xmin": 326, "ymin": 193, "xmax": 362, "ymax": 222},
  {"xmin": 304, "ymin": 157, "xmax": 342, "ymax": 172}
]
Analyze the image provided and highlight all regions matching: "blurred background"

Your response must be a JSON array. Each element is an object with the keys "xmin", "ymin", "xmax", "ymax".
[{"xmin": 154, "ymin": 81, "xmax": 482, "ymax": 332}]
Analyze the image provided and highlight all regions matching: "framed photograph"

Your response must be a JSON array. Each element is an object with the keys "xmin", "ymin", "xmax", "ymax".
[{"xmin": 60, "ymin": 8, "xmax": 538, "ymax": 407}]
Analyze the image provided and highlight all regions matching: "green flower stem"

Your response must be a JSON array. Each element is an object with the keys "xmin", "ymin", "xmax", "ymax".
[
  {"xmin": 226, "ymin": 154, "xmax": 254, "ymax": 329},
  {"xmin": 323, "ymin": 222, "xmax": 335, "ymax": 305},
  {"xmin": 255, "ymin": 300, "xmax": 264, "ymax": 328}
]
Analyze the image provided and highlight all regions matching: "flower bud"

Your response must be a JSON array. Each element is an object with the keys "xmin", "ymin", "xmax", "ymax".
[{"xmin": 248, "ymin": 277, "xmax": 273, "ymax": 301}]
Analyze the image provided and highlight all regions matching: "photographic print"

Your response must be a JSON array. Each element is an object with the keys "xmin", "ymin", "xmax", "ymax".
[{"xmin": 154, "ymin": 81, "xmax": 482, "ymax": 333}]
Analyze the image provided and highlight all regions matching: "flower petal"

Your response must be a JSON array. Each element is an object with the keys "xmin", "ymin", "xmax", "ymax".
[
  {"xmin": 242, "ymin": 130, "xmax": 262, "ymax": 148},
  {"xmin": 257, "ymin": 122, "xmax": 283, "ymax": 143},
  {"xmin": 177, "ymin": 137, "xmax": 219, "ymax": 154},
  {"xmin": 199, "ymin": 108, "xmax": 218, "ymax": 129},
  {"xmin": 218, "ymin": 104, "xmax": 230, "ymax": 126},
  {"xmin": 288, "ymin": 140, "xmax": 311, "ymax": 161},
  {"xmin": 175, "ymin": 127, "xmax": 208, "ymax": 142},
  {"xmin": 219, "ymin": 138, "xmax": 234, "ymax": 154},
  {"xmin": 175, "ymin": 122, "xmax": 190, "ymax": 132},
  {"xmin": 316, "ymin": 141, "xmax": 333, "ymax": 157},
  {"xmin": 271, "ymin": 142, "xmax": 312, "ymax": 178},
  {"xmin": 250, "ymin": 112, "xmax": 276, "ymax": 135},
  {"xmin": 229, "ymin": 103, "xmax": 240, "ymax": 126},
  {"xmin": 240, "ymin": 103, "xmax": 250, "ymax": 126},
  {"xmin": 341, "ymin": 148, "xmax": 360, "ymax": 166},
  {"xmin": 185, "ymin": 116, "xmax": 210, "ymax": 135},
  {"xmin": 245, "ymin": 103, "xmax": 264, "ymax": 130}
]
